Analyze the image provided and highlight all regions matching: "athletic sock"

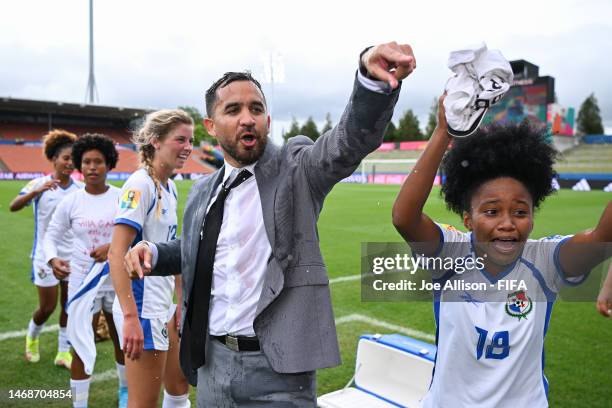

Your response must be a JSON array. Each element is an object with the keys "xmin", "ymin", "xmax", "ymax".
[
  {"xmin": 162, "ymin": 390, "xmax": 191, "ymax": 408},
  {"xmin": 70, "ymin": 378, "xmax": 90, "ymax": 408},
  {"xmin": 116, "ymin": 362, "xmax": 127, "ymax": 388},
  {"xmin": 27, "ymin": 319, "xmax": 44, "ymax": 339},
  {"xmin": 58, "ymin": 327, "xmax": 70, "ymax": 352}
]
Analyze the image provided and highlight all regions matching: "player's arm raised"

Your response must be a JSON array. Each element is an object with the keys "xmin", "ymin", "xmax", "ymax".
[
  {"xmin": 392, "ymin": 95, "xmax": 451, "ymax": 255},
  {"xmin": 558, "ymin": 200, "xmax": 612, "ymax": 277}
]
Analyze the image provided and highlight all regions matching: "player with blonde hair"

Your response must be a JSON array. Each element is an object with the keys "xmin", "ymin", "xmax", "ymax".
[{"xmin": 109, "ymin": 109, "xmax": 193, "ymax": 407}]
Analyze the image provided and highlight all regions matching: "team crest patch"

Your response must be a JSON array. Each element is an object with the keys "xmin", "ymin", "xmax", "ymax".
[
  {"xmin": 161, "ymin": 323, "xmax": 168, "ymax": 339},
  {"xmin": 120, "ymin": 189, "xmax": 141, "ymax": 209},
  {"xmin": 37, "ymin": 268, "xmax": 48, "ymax": 280},
  {"xmin": 505, "ymin": 290, "xmax": 533, "ymax": 320}
]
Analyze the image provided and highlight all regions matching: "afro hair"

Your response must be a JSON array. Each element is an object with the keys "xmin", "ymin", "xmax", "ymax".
[
  {"xmin": 440, "ymin": 121, "xmax": 557, "ymax": 215},
  {"xmin": 72, "ymin": 133, "xmax": 118, "ymax": 172},
  {"xmin": 42, "ymin": 129, "xmax": 77, "ymax": 161}
]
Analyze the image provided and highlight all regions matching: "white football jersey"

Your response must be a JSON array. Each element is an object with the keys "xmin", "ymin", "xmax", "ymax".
[
  {"xmin": 43, "ymin": 185, "xmax": 121, "ymax": 295},
  {"xmin": 19, "ymin": 176, "xmax": 83, "ymax": 273},
  {"xmin": 112, "ymin": 169, "xmax": 178, "ymax": 319},
  {"xmin": 421, "ymin": 224, "xmax": 584, "ymax": 408}
]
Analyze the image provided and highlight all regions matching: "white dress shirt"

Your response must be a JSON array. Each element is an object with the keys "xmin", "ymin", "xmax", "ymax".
[{"xmin": 207, "ymin": 162, "xmax": 272, "ymax": 336}]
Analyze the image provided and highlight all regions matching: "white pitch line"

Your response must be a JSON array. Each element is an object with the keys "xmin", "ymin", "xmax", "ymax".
[
  {"xmin": 0, "ymin": 312, "xmax": 434, "ymax": 385},
  {"xmin": 329, "ymin": 274, "xmax": 361, "ymax": 284},
  {"xmin": 0, "ymin": 323, "xmax": 59, "ymax": 341},
  {"xmin": 90, "ymin": 313, "xmax": 434, "ymax": 384},
  {"xmin": 0, "ymin": 274, "xmax": 363, "ymax": 342},
  {"xmin": 335, "ymin": 313, "xmax": 435, "ymax": 342},
  {"xmin": 91, "ymin": 369, "xmax": 117, "ymax": 383}
]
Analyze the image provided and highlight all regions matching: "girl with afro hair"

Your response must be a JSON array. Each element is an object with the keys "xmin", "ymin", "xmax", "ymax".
[
  {"xmin": 9, "ymin": 129, "xmax": 82, "ymax": 370},
  {"xmin": 42, "ymin": 134, "xmax": 128, "ymax": 407},
  {"xmin": 392, "ymin": 96, "xmax": 611, "ymax": 407}
]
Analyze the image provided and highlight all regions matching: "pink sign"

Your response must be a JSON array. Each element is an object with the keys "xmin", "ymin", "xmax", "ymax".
[
  {"xmin": 377, "ymin": 142, "xmax": 396, "ymax": 151},
  {"xmin": 367, "ymin": 174, "xmax": 441, "ymax": 185},
  {"xmin": 399, "ymin": 141, "xmax": 428, "ymax": 151}
]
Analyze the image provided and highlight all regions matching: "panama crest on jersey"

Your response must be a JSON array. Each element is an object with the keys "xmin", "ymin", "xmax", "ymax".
[{"xmin": 505, "ymin": 290, "xmax": 533, "ymax": 320}]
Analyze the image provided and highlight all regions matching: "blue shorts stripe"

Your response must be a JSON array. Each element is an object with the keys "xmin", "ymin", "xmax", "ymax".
[
  {"xmin": 141, "ymin": 318, "xmax": 155, "ymax": 350},
  {"xmin": 131, "ymin": 279, "xmax": 145, "ymax": 315}
]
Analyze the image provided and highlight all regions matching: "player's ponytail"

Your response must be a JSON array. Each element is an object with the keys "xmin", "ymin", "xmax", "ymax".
[{"xmin": 132, "ymin": 109, "xmax": 193, "ymax": 219}]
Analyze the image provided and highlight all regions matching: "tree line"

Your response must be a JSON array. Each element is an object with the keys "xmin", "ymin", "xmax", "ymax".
[
  {"xmin": 282, "ymin": 101, "xmax": 439, "ymax": 144},
  {"xmin": 177, "ymin": 93, "xmax": 605, "ymax": 147}
]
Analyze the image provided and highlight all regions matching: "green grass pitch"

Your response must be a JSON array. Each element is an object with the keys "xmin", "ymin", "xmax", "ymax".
[{"xmin": 0, "ymin": 180, "xmax": 610, "ymax": 407}]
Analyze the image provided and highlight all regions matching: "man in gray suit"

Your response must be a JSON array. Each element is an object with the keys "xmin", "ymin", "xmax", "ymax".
[{"xmin": 124, "ymin": 42, "xmax": 416, "ymax": 406}]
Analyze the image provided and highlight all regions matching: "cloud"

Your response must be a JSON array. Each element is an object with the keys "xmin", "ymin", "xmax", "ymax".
[{"xmin": 1, "ymin": 0, "xmax": 611, "ymax": 131}]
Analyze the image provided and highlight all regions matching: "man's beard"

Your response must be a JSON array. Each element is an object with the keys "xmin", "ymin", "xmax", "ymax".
[{"xmin": 219, "ymin": 133, "xmax": 268, "ymax": 166}]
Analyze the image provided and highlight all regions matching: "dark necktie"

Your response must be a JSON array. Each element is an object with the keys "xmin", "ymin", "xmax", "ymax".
[{"xmin": 187, "ymin": 169, "xmax": 252, "ymax": 369}]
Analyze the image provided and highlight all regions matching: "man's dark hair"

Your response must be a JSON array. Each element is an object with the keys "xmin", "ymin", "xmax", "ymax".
[
  {"xmin": 72, "ymin": 133, "xmax": 118, "ymax": 171},
  {"xmin": 205, "ymin": 71, "xmax": 266, "ymax": 117},
  {"xmin": 440, "ymin": 121, "xmax": 558, "ymax": 215}
]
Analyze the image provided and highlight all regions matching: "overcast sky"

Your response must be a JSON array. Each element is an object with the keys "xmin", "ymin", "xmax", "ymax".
[{"xmin": 2, "ymin": 0, "xmax": 611, "ymax": 143}]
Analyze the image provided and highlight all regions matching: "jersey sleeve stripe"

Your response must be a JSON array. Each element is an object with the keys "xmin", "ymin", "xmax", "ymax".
[
  {"xmin": 520, "ymin": 258, "xmax": 557, "ymax": 301},
  {"xmin": 552, "ymin": 236, "xmax": 588, "ymax": 286},
  {"xmin": 114, "ymin": 218, "xmax": 143, "ymax": 234}
]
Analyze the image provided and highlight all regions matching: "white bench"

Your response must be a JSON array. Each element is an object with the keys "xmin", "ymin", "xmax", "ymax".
[{"xmin": 318, "ymin": 334, "xmax": 436, "ymax": 408}]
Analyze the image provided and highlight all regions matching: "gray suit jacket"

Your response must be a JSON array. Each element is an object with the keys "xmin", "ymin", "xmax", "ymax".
[{"xmin": 152, "ymin": 77, "xmax": 399, "ymax": 385}]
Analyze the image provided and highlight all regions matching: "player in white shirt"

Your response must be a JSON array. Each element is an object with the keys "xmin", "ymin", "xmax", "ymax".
[
  {"xmin": 109, "ymin": 109, "xmax": 193, "ymax": 408},
  {"xmin": 43, "ymin": 134, "xmax": 128, "ymax": 408},
  {"xmin": 392, "ymin": 96, "xmax": 612, "ymax": 407},
  {"xmin": 9, "ymin": 129, "xmax": 81, "ymax": 369}
]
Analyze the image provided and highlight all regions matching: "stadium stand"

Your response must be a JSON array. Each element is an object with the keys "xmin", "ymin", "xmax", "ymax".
[
  {"xmin": 0, "ymin": 144, "xmax": 213, "ymax": 175},
  {"xmin": 0, "ymin": 96, "xmax": 216, "ymax": 177},
  {"xmin": 354, "ymin": 134, "xmax": 612, "ymax": 189},
  {"xmin": 0, "ymin": 145, "xmax": 48, "ymax": 173},
  {"xmin": 0, "ymin": 123, "xmax": 132, "ymax": 144},
  {"xmin": 0, "ymin": 96, "xmax": 146, "ymax": 144}
]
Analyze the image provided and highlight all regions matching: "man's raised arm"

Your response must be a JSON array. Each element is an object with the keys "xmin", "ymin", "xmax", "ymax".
[{"xmin": 299, "ymin": 42, "xmax": 416, "ymax": 198}]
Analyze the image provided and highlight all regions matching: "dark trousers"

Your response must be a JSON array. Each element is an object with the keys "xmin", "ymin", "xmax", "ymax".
[{"xmin": 196, "ymin": 337, "xmax": 316, "ymax": 407}]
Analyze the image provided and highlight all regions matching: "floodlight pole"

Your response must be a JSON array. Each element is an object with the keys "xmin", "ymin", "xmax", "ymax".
[{"xmin": 85, "ymin": 0, "xmax": 99, "ymax": 104}]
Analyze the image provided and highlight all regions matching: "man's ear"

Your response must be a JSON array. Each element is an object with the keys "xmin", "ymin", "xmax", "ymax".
[
  {"xmin": 204, "ymin": 118, "xmax": 216, "ymax": 137},
  {"xmin": 463, "ymin": 211, "xmax": 473, "ymax": 231},
  {"xmin": 267, "ymin": 114, "xmax": 271, "ymax": 130}
]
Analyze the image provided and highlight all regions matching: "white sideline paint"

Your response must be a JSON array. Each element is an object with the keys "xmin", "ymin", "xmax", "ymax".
[
  {"xmin": 0, "ymin": 323, "xmax": 59, "ymax": 341},
  {"xmin": 1, "ymin": 272, "xmax": 432, "ymax": 384},
  {"xmin": 91, "ymin": 368, "xmax": 118, "ymax": 383},
  {"xmin": 335, "ymin": 314, "xmax": 435, "ymax": 342},
  {"xmin": 0, "ymin": 274, "xmax": 363, "ymax": 342},
  {"xmin": 329, "ymin": 274, "xmax": 361, "ymax": 284},
  {"xmin": 91, "ymin": 313, "xmax": 435, "ymax": 384}
]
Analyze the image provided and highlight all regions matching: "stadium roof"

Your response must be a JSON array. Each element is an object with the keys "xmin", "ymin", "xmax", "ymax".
[{"xmin": 0, "ymin": 96, "xmax": 150, "ymax": 121}]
